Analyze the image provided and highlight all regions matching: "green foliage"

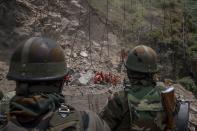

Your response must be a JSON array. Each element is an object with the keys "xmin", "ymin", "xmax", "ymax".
[
  {"xmin": 148, "ymin": 29, "xmax": 163, "ymax": 42},
  {"xmin": 177, "ymin": 76, "xmax": 197, "ymax": 92},
  {"xmin": 185, "ymin": 0, "xmax": 197, "ymax": 26},
  {"xmin": 89, "ymin": 0, "xmax": 183, "ymax": 43},
  {"xmin": 161, "ymin": 0, "xmax": 176, "ymax": 9},
  {"xmin": 88, "ymin": 0, "xmax": 197, "ymax": 80},
  {"xmin": 183, "ymin": 0, "xmax": 197, "ymax": 57},
  {"xmin": 89, "ymin": 0, "xmax": 197, "ymax": 57}
]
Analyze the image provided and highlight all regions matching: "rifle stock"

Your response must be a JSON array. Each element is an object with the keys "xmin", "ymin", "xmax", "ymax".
[{"xmin": 161, "ymin": 87, "xmax": 176, "ymax": 130}]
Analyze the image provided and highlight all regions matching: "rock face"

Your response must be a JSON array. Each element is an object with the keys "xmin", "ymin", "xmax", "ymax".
[
  {"xmin": 0, "ymin": 0, "xmax": 122, "ymax": 90},
  {"xmin": 0, "ymin": 0, "xmax": 121, "ymax": 71}
]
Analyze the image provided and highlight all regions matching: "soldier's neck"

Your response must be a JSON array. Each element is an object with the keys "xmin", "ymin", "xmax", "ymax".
[{"xmin": 130, "ymin": 79, "xmax": 155, "ymax": 87}]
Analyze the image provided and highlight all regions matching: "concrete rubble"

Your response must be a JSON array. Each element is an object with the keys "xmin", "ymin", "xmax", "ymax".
[{"xmin": 78, "ymin": 70, "xmax": 93, "ymax": 85}]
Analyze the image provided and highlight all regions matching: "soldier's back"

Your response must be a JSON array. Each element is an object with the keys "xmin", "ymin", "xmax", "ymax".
[
  {"xmin": 100, "ymin": 84, "xmax": 166, "ymax": 131},
  {"xmin": 4, "ymin": 105, "xmax": 110, "ymax": 131}
]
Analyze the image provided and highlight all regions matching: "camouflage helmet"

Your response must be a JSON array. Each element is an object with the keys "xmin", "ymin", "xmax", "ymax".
[
  {"xmin": 125, "ymin": 45, "xmax": 158, "ymax": 73},
  {"xmin": 7, "ymin": 37, "xmax": 67, "ymax": 81}
]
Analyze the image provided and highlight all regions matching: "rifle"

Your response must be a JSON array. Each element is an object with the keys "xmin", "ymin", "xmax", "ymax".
[{"xmin": 161, "ymin": 87, "xmax": 176, "ymax": 131}]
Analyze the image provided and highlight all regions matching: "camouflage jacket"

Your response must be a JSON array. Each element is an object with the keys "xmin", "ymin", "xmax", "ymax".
[
  {"xmin": 100, "ymin": 82, "xmax": 167, "ymax": 131},
  {"xmin": 3, "ymin": 106, "xmax": 110, "ymax": 131},
  {"xmin": 0, "ymin": 91, "xmax": 15, "ymax": 130}
]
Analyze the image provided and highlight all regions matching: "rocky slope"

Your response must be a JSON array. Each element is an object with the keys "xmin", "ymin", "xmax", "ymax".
[
  {"xmin": 89, "ymin": 0, "xmax": 197, "ymax": 80},
  {"xmin": 0, "ymin": 0, "xmax": 124, "ymax": 91},
  {"xmin": 0, "ymin": 0, "xmax": 121, "ymax": 70},
  {"xmin": 0, "ymin": 0, "xmax": 196, "ymax": 79}
]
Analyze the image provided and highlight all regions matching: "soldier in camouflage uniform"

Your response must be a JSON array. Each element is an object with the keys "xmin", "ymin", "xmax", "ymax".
[
  {"xmin": 3, "ymin": 37, "xmax": 110, "ymax": 131},
  {"xmin": 100, "ymin": 45, "xmax": 189, "ymax": 131}
]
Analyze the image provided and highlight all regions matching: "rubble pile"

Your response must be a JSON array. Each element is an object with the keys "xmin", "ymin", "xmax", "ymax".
[
  {"xmin": 0, "ymin": 0, "xmax": 122, "ymax": 71},
  {"xmin": 0, "ymin": 0, "xmax": 122, "ymax": 91}
]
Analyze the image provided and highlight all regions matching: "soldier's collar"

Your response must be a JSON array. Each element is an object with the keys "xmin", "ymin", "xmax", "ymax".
[
  {"xmin": 140, "ymin": 80, "xmax": 153, "ymax": 86},
  {"xmin": 131, "ymin": 80, "xmax": 154, "ymax": 86}
]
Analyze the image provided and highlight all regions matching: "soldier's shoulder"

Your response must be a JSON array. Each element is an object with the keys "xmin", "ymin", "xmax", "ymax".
[
  {"xmin": 84, "ymin": 111, "xmax": 111, "ymax": 131},
  {"xmin": 110, "ymin": 90, "xmax": 126, "ymax": 101},
  {"xmin": 49, "ymin": 107, "xmax": 109, "ymax": 131},
  {"xmin": 49, "ymin": 105, "xmax": 83, "ymax": 130},
  {"xmin": 156, "ymin": 82, "xmax": 166, "ymax": 90},
  {"xmin": 107, "ymin": 90, "xmax": 127, "ymax": 109}
]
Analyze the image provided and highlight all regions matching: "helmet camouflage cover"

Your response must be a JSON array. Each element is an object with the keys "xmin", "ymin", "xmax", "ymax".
[
  {"xmin": 126, "ymin": 45, "xmax": 158, "ymax": 73},
  {"xmin": 7, "ymin": 37, "xmax": 67, "ymax": 81}
]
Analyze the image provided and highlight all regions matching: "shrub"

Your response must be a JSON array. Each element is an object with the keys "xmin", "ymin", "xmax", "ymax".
[{"xmin": 177, "ymin": 76, "xmax": 197, "ymax": 92}]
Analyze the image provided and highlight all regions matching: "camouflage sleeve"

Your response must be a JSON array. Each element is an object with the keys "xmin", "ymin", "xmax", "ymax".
[
  {"xmin": 99, "ymin": 91, "xmax": 128, "ymax": 130},
  {"xmin": 85, "ymin": 111, "xmax": 111, "ymax": 131}
]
